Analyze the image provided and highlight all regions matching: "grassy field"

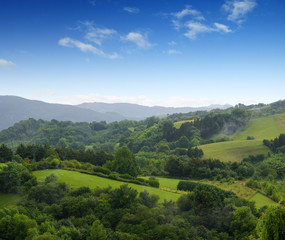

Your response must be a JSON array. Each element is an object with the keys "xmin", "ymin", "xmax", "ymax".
[
  {"xmin": 0, "ymin": 194, "xmax": 21, "ymax": 208},
  {"xmin": 151, "ymin": 177, "xmax": 276, "ymax": 208},
  {"xmin": 234, "ymin": 113, "xmax": 285, "ymax": 141},
  {"xmin": 200, "ymin": 140, "xmax": 270, "ymax": 162},
  {"xmin": 199, "ymin": 114, "xmax": 285, "ymax": 162},
  {"xmin": 34, "ymin": 170, "xmax": 181, "ymax": 203},
  {"xmin": 249, "ymin": 193, "xmax": 277, "ymax": 209},
  {"xmin": 174, "ymin": 120, "xmax": 194, "ymax": 129}
]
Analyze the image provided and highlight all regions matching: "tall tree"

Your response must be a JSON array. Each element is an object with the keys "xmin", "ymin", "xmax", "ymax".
[{"xmin": 113, "ymin": 146, "xmax": 138, "ymax": 177}]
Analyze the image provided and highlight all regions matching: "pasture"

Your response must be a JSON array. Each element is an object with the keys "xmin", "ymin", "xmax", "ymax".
[
  {"xmin": 34, "ymin": 169, "xmax": 181, "ymax": 203},
  {"xmin": 249, "ymin": 193, "xmax": 277, "ymax": 209},
  {"xmin": 200, "ymin": 113, "xmax": 285, "ymax": 162},
  {"xmin": 0, "ymin": 194, "xmax": 21, "ymax": 208}
]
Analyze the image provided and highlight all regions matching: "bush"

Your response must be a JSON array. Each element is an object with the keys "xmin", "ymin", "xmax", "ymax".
[
  {"xmin": 247, "ymin": 136, "xmax": 255, "ymax": 140},
  {"xmin": 148, "ymin": 179, "xmax": 159, "ymax": 188},
  {"xmin": 93, "ymin": 166, "xmax": 111, "ymax": 175}
]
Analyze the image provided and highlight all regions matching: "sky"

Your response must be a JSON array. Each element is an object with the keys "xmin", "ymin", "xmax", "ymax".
[{"xmin": 0, "ymin": 0, "xmax": 285, "ymax": 107}]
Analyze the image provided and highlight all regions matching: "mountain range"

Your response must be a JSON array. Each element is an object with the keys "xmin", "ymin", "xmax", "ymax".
[{"xmin": 0, "ymin": 95, "xmax": 231, "ymax": 130}]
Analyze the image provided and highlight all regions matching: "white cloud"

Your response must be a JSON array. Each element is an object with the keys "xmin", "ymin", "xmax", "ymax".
[
  {"xmin": 82, "ymin": 21, "xmax": 117, "ymax": 46},
  {"xmin": 173, "ymin": 6, "xmax": 205, "ymax": 20},
  {"xmin": 167, "ymin": 49, "xmax": 182, "ymax": 55},
  {"xmin": 223, "ymin": 0, "xmax": 257, "ymax": 23},
  {"xmin": 52, "ymin": 93, "xmax": 225, "ymax": 107},
  {"xmin": 185, "ymin": 22, "xmax": 232, "ymax": 39},
  {"xmin": 184, "ymin": 22, "xmax": 214, "ymax": 39},
  {"xmin": 172, "ymin": 6, "xmax": 205, "ymax": 30},
  {"xmin": 214, "ymin": 23, "xmax": 232, "ymax": 33},
  {"xmin": 121, "ymin": 32, "xmax": 152, "ymax": 49},
  {"xmin": 123, "ymin": 7, "xmax": 140, "ymax": 14},
  {"xmin": 58, "ymin": 37, "xmax": 120, "ymax": 59},
  {"xmin": 0, "ymin": 59, "xmax": 16, "ymax": 69}
]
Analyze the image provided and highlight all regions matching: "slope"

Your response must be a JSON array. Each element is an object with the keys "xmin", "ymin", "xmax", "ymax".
[{"xmin": 200, "ymin": 114, "xmax": 285, "ymax": 162}]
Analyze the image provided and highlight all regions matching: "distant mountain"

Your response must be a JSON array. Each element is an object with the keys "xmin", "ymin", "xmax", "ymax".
[
  {"xmin": 0, "ymin": 96, "xmax": 125, "ymax": 130},
  {"xmin": 78, "ymin": 102, "xmax": 232, "ymax": 119},
  {"xmin": 0, "ymin": 95, "xmax": 232, "ymax": 131}
]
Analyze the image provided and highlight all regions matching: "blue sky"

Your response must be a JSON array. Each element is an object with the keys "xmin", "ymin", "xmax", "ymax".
[{"xmin": 0, "ymin": 0, "xmax": 284, "ymax": 107}]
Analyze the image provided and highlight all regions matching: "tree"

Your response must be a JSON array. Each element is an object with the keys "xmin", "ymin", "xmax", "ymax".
[
  {"xmin": 113, "ymin": 146, "xmax": 138, "ymax": 177},
  {"xmin": 87, "ymin": 219, "xmax": 107, "ymax": 240},
  {"xmin": 0, "ymin": 144, "xmax": 13, "ymax": 163},
  {"xmin": 230, "ymin": 206, "xmax": 257, "ymax": 240},
  {"xmin": 257, "ymin": 205, "xmax": 285, "ymax": 240}
]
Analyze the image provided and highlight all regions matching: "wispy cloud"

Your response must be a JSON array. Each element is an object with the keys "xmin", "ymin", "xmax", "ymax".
[
  {"xmin": 58, "ymin": 37, "xmax": 120, "ymax": 59},
  {"xmin": 214, "ymin": 23, "xmax": 232, "ymax": 33},
  {"xmin": 184, "ymin": 22, "xmax": 232, "ymax": 40},
  {"xmin": 172, "ymin": 6, "xmax": 205, "ymax": 30},
  {"xmin": 223, "ymin": 0, "xmax": 257, "ymax": 23},
  {"xmin": 81, "ymin": 21, "xmax": 117, "ymax": 46},
  {"xmin": 121, "ymin": 32, "xmax": 152, "ymax": 49},
  {"xmin": 123, "ymin": 7, "xmax": 140, "ymax": 14},
  {"xmin": 173, "ymin": 6, "xmax": 205, "ymax": 20},
  {"xmin": 166, "ymin": 49, "xmax": 182, "ymax": 55},
  {"xmin": 0, "ymin": 59, "xmax": 16, "ymax": 69}
]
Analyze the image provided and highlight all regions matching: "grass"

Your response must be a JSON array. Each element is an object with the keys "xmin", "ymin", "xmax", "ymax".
[
  {"xmin": 234, "ymin": 113, "xmax": 285, "ymax": 141},
  {"xmin": 0, "ymin": 194, "xmax": 21, "ymax": 208},
  {"xmin": 151, "ymin": 177, "xmax": 275, "ymax": 208},
  {"xmin": 174, "ymin": 120, "xmax": 194, "ymax": 129},
  {"xmin": 199, "ymin": 113, "xmax": 285, "ymax": 162},
  {"xmin": 249, "ymin": 193, "xmax": 277, "ymax": 209},
  {"xmin": 34, "ymin": 169, "xmax": 181, "ymax": 203},
  {"xmin": 200, "ymin": 140, "xmax": 270, "ymax": 162}
]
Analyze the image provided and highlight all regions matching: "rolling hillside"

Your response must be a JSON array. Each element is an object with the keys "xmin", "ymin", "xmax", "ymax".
[
  {"xmin": 34, "ymin": 169, "xmax": 181, "ymax": 203},
  {"xmin": 200, "ymin": 113, "xmax": 285, "ymax": 162}
]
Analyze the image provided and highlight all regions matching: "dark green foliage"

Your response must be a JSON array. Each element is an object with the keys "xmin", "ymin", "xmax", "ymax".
[
  {"xmin": 264, "ymin": 134, "xmax": 285, "ymax": 153},
  {"xmin": 258, "ymin": 205, "xmax": 285, "ymax": 240},
  {"xmin": 230, "ymin": 206, "xmax": 257, "ymax": 240},
  {"xmin": 177, "ymin": 181, "xmax": 235, "ymax": 209},
  {"xmin": 165, "ymin": 156, "xmax": 183, "ymax": 177},
  {"xmin": 109, "ymin": 184, "xmax": 138, "ymax": 209},
  {"xmin": 138, "ymin": 190, "xmax": 159, "ymax": 208},
  {"xmin": 0, "ymin": 144, "xmax": 13, "ymax": 162},
  {"xmin": 28, "ymin": 177, "xmax": 68, "ymax": 204},
  {"xmin": 113, "ymin": 146, "xmax": 138, "ymax": 177},
  {"xmin": 187, "ymin": 147, "xmax": 204, "ymax": 159},
  {"xmin": 148, "ymin": 177, "xmax": 159, "ymax": 188},
  {"xmin": 0, "ymin": 161, "xmax": 35, "ymax": 193}
]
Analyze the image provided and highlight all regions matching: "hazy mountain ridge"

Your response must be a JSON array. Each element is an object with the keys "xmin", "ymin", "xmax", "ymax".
[
  {"xmin": 0, "ymin": 96, "xmax": 125, "ymax": 130},
  {"xmin": 78, "ymin": 102, "xmax": 232, "ymax": 119},
  {"xmin": 0, "ymin": 95, "xmax": 231, "ymax": 130}
]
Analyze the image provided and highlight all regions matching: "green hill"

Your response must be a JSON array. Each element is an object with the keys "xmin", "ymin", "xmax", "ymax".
[
  {"xmin": 34, "ymin": 169, "xmax": 181, "ymax": 203},
  {"xmin": 200, "ymin": 113, "xmax": 285, "ymax": 162}
]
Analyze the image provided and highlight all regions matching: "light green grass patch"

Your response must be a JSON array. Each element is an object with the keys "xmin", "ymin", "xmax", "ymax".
[
  {"xmin": 0, "ymin": 194, "xmax": 21, "ymax": 208},
  {"xmin": 234, "ymin": 114, "xmax": 285, "ymax": 141},
  {"xmin": 34, "ymin": 170, "xmax": 181, "ymax": 203},
  {"xmin": 249, "ymin": 193, "xmax": 277, "ymax": 209},
  {"xmin": 200, "ymin": 140, "xmax": 270, "ymax": 162},
  {"xmin": 174, "ymin": 120, "xmax": 193, "ymax": 129}
]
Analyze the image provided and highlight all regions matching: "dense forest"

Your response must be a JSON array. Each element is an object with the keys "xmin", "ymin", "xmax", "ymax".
[{"xmin": 1, "ymin": 102, "xmax": 285, "ymax": 239}]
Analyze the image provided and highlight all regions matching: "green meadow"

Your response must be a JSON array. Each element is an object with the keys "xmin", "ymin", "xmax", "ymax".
[
  {"xmin": 174, "ymin": 120, "xmax": 194, "ymax": 129},
  {"xmin": 34, "ymin": 169, "xmax": 181, "ymax": 203},
  {"xmin": 200, "ymin": 114, "xmax": 285, "ymax": 162},
  {"xmin": 249, "ymin": 193, "xmax": 277, "ymax": 209},
  {"xmin": 0, "ymin": 194, "xmax": 21, "ymax": 208},
  {"xmin": 152, "ymin": 177, "xmax": 276, "ymax": 208},
  {"xmin": 200, "ymin": 140, "xmax": 270, "ymax": 162}
]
